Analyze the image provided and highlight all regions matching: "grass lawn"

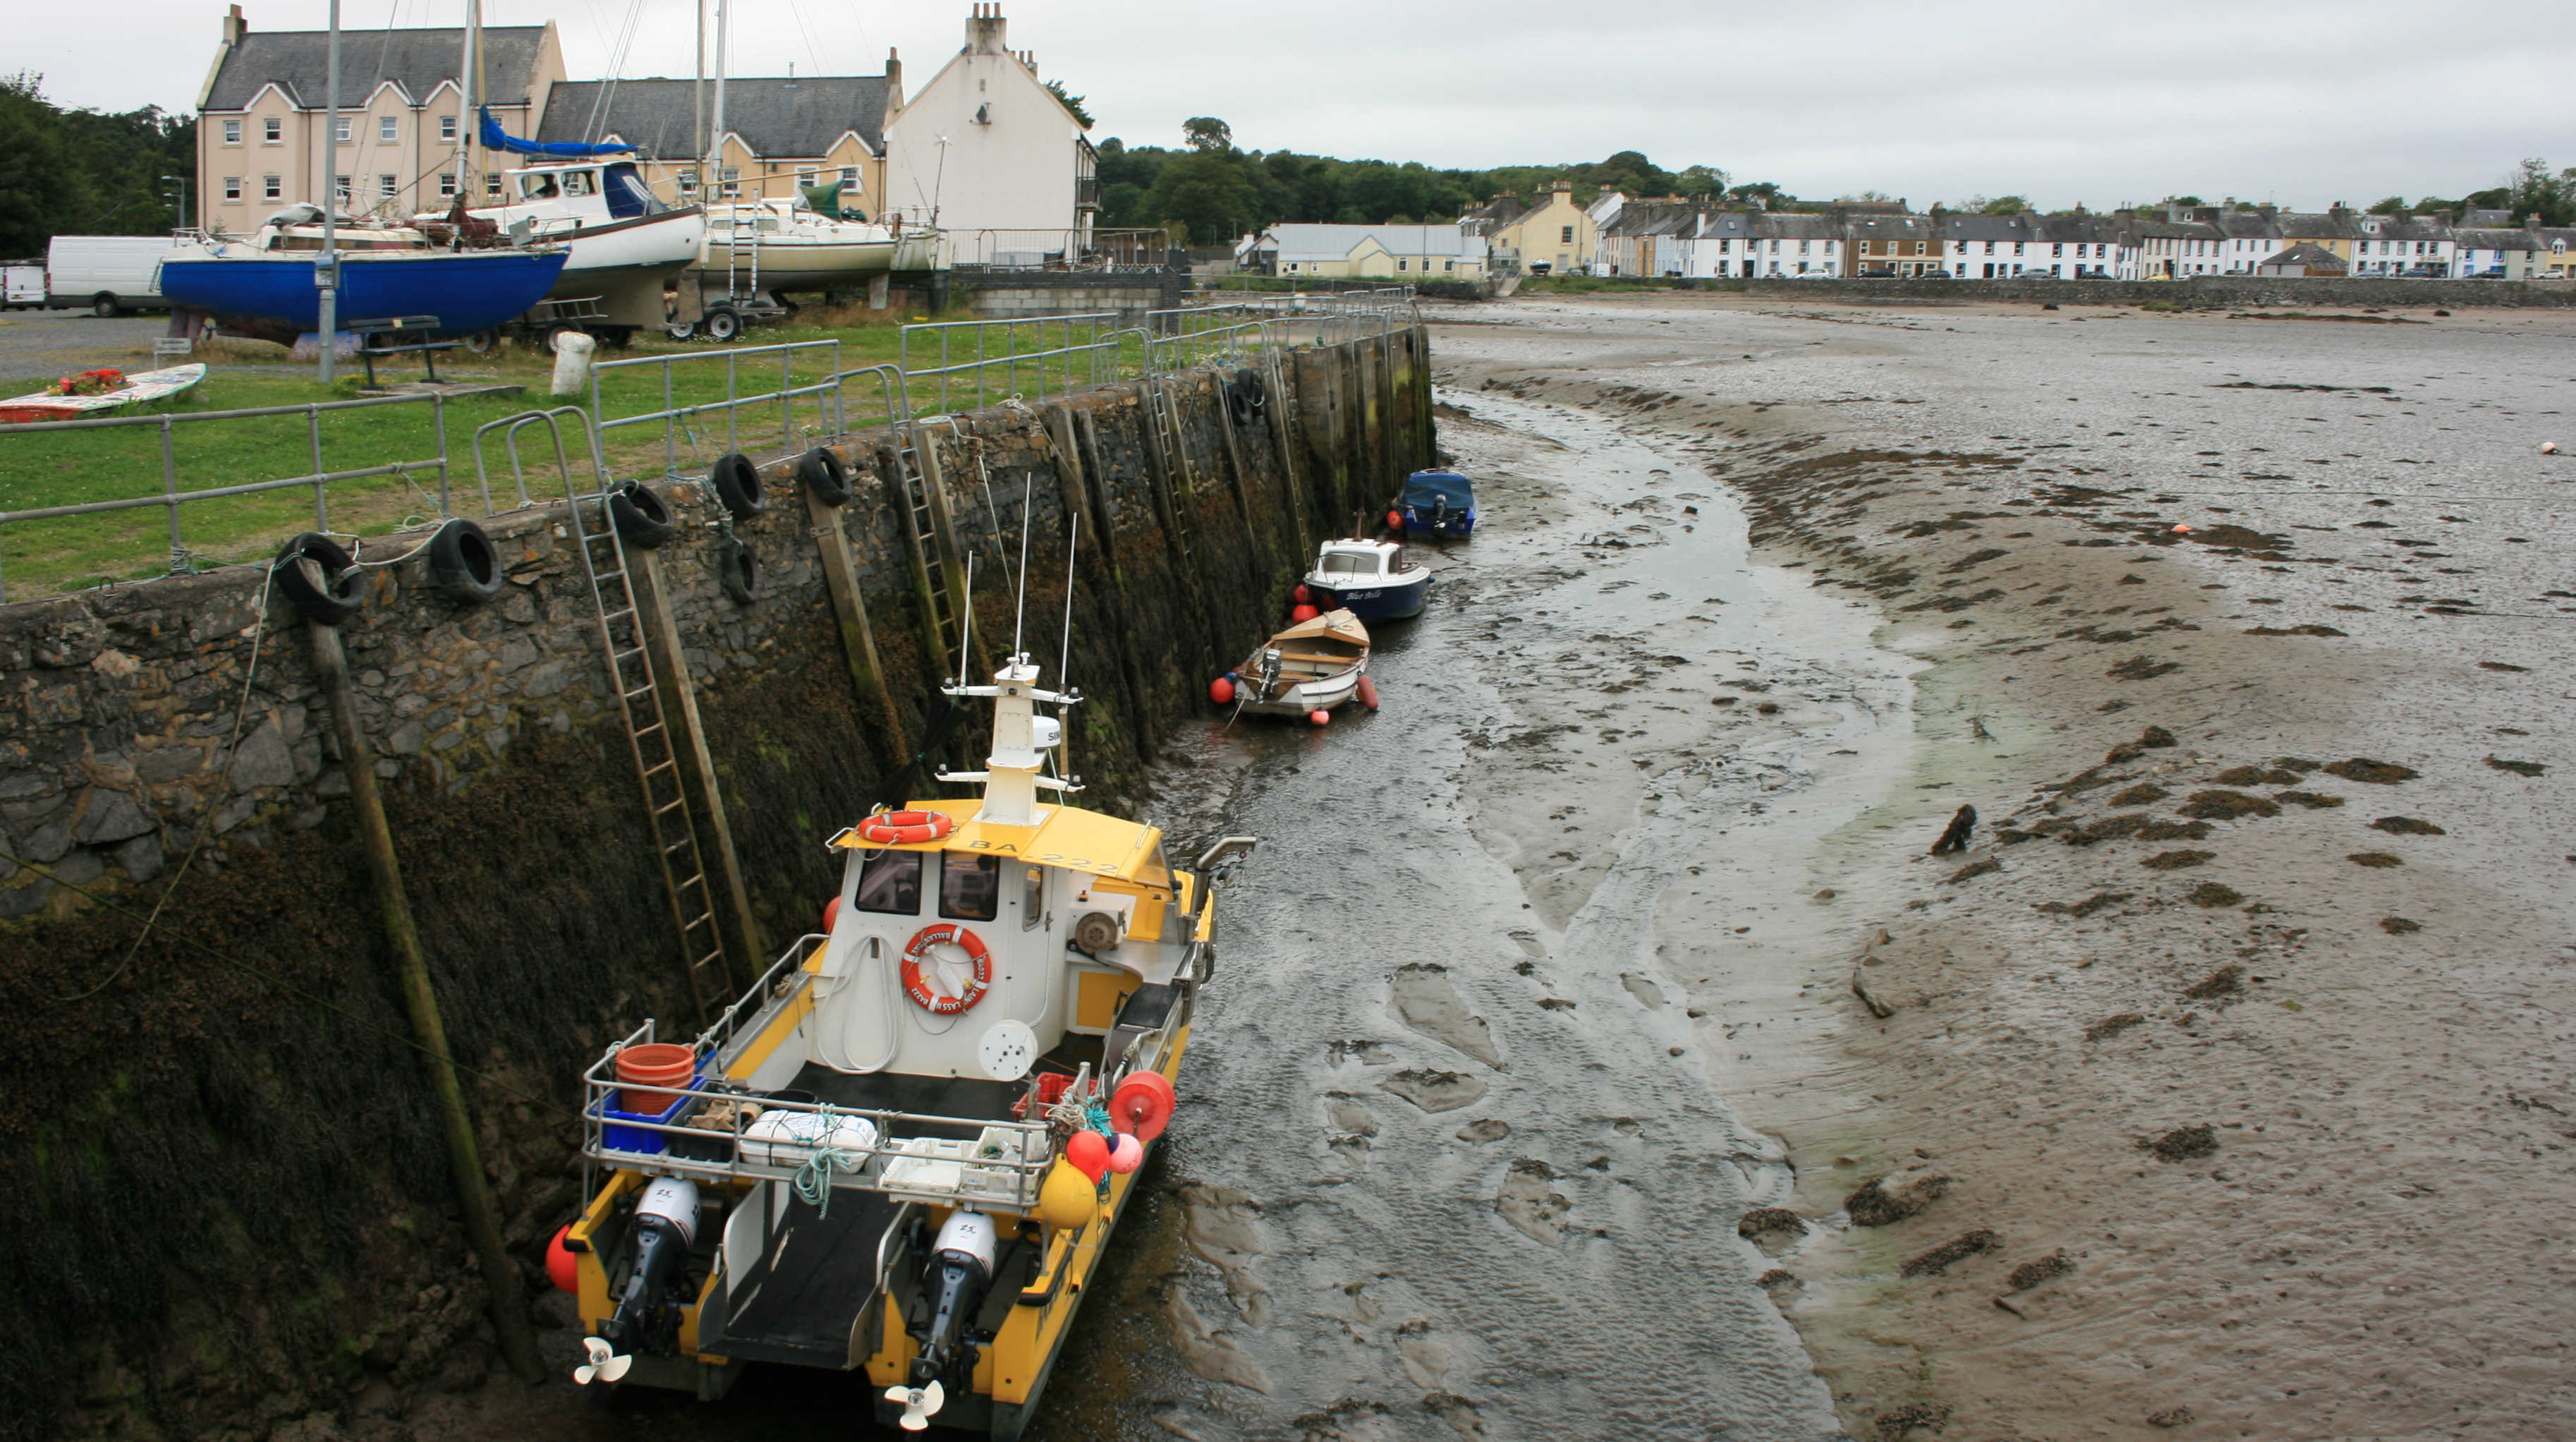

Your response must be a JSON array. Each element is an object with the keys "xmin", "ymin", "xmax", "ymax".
[{"xmin": 0, "ymin": 304, "xmax": 1146, "ymax": 601}]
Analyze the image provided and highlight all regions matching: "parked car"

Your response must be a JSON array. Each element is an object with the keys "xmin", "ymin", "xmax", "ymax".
[
  {"xmin": 2019, "ymin": 269, "xmax": 2057, "ymax": 281},
  {"xmin": 44, "ymin": 236, "xmax": 173, "ymax": 315},
  {"xmin": 3, "ymin": 260, "xmax": 43, "ymax": 310},
  {"xmin": 1919, "ymin": 269, "xmax": 1952, "ymax": 279}
]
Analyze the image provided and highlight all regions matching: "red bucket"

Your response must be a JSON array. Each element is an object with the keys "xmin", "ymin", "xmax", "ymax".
[{"xmin": 614, "ymin": 1042, "xmax": 698, "ymax": 1113}]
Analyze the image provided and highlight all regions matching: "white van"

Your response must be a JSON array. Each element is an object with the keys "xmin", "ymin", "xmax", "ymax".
[
  {"xmin": 44, "ymin": 236, "xmax": 174, "ymax": 316},
  {"xmin": 3, "ymin": 260, "xmax": 43, "ymax": 310}
]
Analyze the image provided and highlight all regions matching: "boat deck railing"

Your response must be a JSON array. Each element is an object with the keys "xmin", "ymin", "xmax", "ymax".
[
  {"xmin": 577, "ymin": 933, "xmax": 1059, "ymax": 1210},
  {"xmin": 0, "ymin": 389, "xmax": 459, "ymax": 604}
]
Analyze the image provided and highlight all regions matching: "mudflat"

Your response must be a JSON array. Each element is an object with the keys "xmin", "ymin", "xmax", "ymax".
[{"xmin": 1427, "ymin": 293, "xmax": 2576, "ymax": 1441}]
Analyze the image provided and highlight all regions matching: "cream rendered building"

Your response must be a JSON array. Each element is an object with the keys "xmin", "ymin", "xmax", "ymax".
[
  {"xmin": 1487, "ymin": 181, "xmax": 1596, "ymax": 274},
  {"xmin": 879, "ymin": 6, "xmax": 1098, "ymax": 255},
  {"xmin": 195, "ymin": 5, "xmax": 564, "ymax": 233}
]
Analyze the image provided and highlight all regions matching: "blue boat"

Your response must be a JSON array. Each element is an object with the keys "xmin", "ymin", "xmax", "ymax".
[
  {"xmin": 159, "ymin": 214, "xmax": 567, "ymax": 346},
  {"xmin": 1304, "ymin": 538, "xmax": 1433, "ymax": 622},
  {"xmin": 1397, "ymin": 468, "xmax": 1477, "ymax": 538}
]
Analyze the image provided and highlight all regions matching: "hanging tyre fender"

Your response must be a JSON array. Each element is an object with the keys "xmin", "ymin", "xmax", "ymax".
[
  {"xmin": 273, "ymin": 532, "xmax": 365, "ymax": 626},
  {"xmin": 607, "ymin": 480, "xmax": 677, "ymax": 549},
  {"xmin": 715, "ymin": 536, "xmax": 758, "ymax": 606},
  {"xmin": 797, "ymin": 446, "xmax": 851, "ymax": 506},
  {"xmin": 427, "ymin": 517, "xmax": 505, "ymax": 605},
  {"xmin": 710, "ymin": 452, "xmax": 766, "ymax": 519}
]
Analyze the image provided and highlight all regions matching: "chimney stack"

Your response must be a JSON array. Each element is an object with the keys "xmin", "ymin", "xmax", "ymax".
[
  {"xmin": 966, "ymin": 3, "xmax": 1007, "ymax": 56},
  {"xmin": 222, "ymin": 2, "xmax": 246, "ymax": 44}
]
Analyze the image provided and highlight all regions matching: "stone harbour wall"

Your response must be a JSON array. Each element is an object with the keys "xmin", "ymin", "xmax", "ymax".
[
  {"xmin": 0, "ymin": 324, "xmax": 1433, "ymax": 1441},
  {"xmin": 1740, "ymin": 274, "xmax": 2576, "ymax": 308}
]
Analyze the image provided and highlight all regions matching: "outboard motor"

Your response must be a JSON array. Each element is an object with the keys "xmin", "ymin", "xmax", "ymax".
[
  {"xmin": 576, "ymin": 1177, "xmax": 698, "ymax": 1386},
  {"xmin": 908, "ymin": 1209, "xmax": 997, "ymax": 1393}
]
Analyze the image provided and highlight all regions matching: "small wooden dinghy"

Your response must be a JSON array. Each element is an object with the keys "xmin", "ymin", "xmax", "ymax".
[
  {"xmin": 0, "ymin": 364, "xmax": 206, "ymax": 424},
  {"xmin": 1227, "ymin": 607, "xmax": 1372, "ymax": 722}
]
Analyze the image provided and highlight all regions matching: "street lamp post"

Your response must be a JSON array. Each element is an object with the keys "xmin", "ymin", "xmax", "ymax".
[{"xmin": 162, "ymin": 174, "xmax": 191, "ymax": 230}]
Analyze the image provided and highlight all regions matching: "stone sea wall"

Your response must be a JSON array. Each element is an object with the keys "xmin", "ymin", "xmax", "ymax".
[
  {"xmin": 1741, "ymin": 274, "xmax": 2576, "ymax": 308},
  {"xmin": 0, "ymin": 325, "xmax": 1433, "ymax": 1441}
]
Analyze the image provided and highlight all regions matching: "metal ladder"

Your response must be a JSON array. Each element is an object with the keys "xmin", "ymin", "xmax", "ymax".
[
  {"xmin": 1142, "ymin": 373, "xmax": 1203, "ymax": 578},
  {"xmin": 561, "ymin": 483, "xmax": 729, "ymax": 1019},
  {"xmin": 725, "ymin": 202, "xmax": 763, "ymax": 308},
  {"xmin": 888, "ymin": 423, "xmax": 964, "ymax": 664}
]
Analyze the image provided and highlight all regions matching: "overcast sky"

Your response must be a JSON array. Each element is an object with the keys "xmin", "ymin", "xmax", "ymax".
[{"xmin": 18, "ymin": 0, "xmax": 2576, "ymax": 210}]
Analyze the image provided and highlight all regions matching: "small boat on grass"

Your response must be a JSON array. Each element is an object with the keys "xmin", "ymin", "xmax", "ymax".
[
  {"xmin": 1396, "ymin": 468, "xmax": 1477, "ymax": 538},
  {"xmin": 1303, "ymin": 538, "xmax": 1432, "ymax": 622},
  {"xmin": 0, "ymin": 363, "xmax": 206, "ymax": 424},
  {"xmin": 1217, "ymin": 608, "xmax": 1375, "ymax": 725}
]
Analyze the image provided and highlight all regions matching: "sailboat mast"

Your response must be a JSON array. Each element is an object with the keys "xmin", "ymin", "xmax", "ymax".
[
  {"xmin": 707, "ymin": 0, "xmax": 729, "ymax": 202},
  {"xmin": 692, "ymin": 0, "xmax": 705, "ymax": 191},
  {"xmin": 317, "ymin": 0, "xmax": 340, "ymax": 384},
  {"xmin": 457, "ymin": 0, "xmax": 477, "ymax": 198}
]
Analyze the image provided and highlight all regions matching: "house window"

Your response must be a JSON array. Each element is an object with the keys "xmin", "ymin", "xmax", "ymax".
[
  {"xmin": 1560, "ymin": 225, "xmax": 1574, "ymax": 244},
  {"xmin": 721, "ymin": 167, "xmax": 741, "ymax": 199},
  {"xmin": 439, "ymin": 114, "xmax": 457, "ymax": 141},
  {"xmin": 437, "ymin": 173, "xmax": 456, "ymax": 197},
  {"xmin": 1397, "ymin": 258, "xmax": 1408, "ymax": 271},
  {"xmin": 485, "ymin": 172, "xmax": 502, "ymax": 198},
  {"xmin": 1983, "ymin": 241, "xmax": 1995, "ymax": 254},
  {"xmin": 839, "ymin": 166, "xmax": 859, "ymax": 190},
  {"xmin": 796, "ymin": 169, "xmax": 817, "ymax": 188},
  {"xmin": 678, "ymin": 169, "xmax": 698, "ymax": 196},
  {"xmin": 2013, "ymin": 242, "xmax": 2024, "ymax": 255},
  {"xmin": 334, "ymin": 174, "xmax": 351, "ymax": 202},
  {"xmin": 379, "ymin": 174, "xmax": 398, "ymax": 198},
  {"xmin": 263, "ymin": 116, "xmax": 281, "ymax": 143},
  {"xmin": 263, "ymin": 174, "xmax": 281, "ymax": 200},
  {"xmin": 1913, "ymin": 241, "xmax": 1925, "ymax": 255},
  {"xmin": 2053, "ymin": 243, "xmax": 2063, "ymax": 256},
  {"xmin": 335, "ymin": 116, "xmax": 352, "ymax": 143},
  {"xmin": 223, "ymin": 118, "xmax": 242, "ymax": 145},
  {"xmin": 223, "ymin": 176, "xmax": 242, "ymax": 201},
  {"xmin": 379, "ymin": 116, "xmax": 398, "ymax": 143}
]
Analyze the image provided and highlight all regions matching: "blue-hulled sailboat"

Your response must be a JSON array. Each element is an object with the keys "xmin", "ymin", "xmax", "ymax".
[{"xmin": 159, "ymin": 206, "xmax": 568, "ymax": 347}]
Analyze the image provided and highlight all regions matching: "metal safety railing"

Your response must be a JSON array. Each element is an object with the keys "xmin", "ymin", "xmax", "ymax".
[
  {"xmin": 896, "ymin": 313, "xmax": 1129, "ymax": 413},
  {"xmin": 588, "ymin": 337, "xmax": 848, "ymax": 483},
  {"xmin": 947, "ymin": 228, "xmax": 1174, "ymax": 272},
  {"xmin": 0, "ymin": 390, "xmax": 457, "ymax": 603}
]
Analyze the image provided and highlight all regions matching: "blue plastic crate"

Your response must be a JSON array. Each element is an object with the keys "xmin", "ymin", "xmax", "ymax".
[{"xmin": 600, "ymin": 1073, "xmax": 701, "ymax": 1155}]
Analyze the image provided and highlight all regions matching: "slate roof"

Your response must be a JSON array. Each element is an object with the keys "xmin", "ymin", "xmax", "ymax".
[
  {"xmin": 1940, "ymin": 213, "xmax": 2043, "ymax": 243},
  {"xmin": 2032, "ymin": 214, "xmax": 2125, "ymax": 246},
  {"xmin": 2256, "ymin": 242, "xmax": 2346, "ymax": 272},
  {"xmin": 540, "ymin": 77, "xmax": 891, "ymax": 160},
  {"xmin": 2453, "ymin": 227, "xmax": 2541, "ymax": 253},
  {"xmin": 2273, "ymin": 212, "xmax": 2355, "ymax": 240},
  {"xmin": 2209, "ymin": 211, "xmax": 2280, "ymax": 239},
  {"xmin": 1256, "ymin": 224, "xmax": 1483, "ymax": 262},
  {"xmin": 1599, "ymin": 200, "xmax": 1700, "ymax": 238},
  {"xmin": 205, "ymin": 25, "xmax": 548, "ymax": 109}
]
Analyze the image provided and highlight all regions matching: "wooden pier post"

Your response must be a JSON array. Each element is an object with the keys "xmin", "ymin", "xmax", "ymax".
[
  {"xmin": 801, "ymin": 464, "xmax": 906, "ymax": 761},
  {"xmin": 304, "ymin": 619, "xmax": 544, "ymax": 1386}
]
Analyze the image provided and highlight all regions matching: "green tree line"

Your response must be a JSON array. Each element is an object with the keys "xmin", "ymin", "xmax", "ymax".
[
  {"xmin": 1097, "ymin": 120, "xmax": 1752, "ymax": 244},
  {"xmin": 0, "ymin": 73, "xmax": 196, "ymax": 256}
]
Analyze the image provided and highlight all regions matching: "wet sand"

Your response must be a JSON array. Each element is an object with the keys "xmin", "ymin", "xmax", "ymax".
[{"xmin": 1423, "ymin": 293, "xmax": 2576, "ymax": 1440}]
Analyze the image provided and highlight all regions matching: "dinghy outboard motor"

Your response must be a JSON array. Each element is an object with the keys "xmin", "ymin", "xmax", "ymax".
[
  {"xmin": 576, "ymin": 1177, "xmax": 698, "ymax": 1386},
  {"xmin": 889, "ymin": 1209, "xmax": 997, "ymax": 1426}
]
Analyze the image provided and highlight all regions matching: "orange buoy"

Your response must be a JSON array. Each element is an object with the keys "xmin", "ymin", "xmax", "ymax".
[
  {"xmin": 1292, "ymin": 583, "xmax": 1313, "ymax": 604},
  {"xmin": 1355, "ymin": 674, "xmax": 1380, "ymax": 711},
  {"xmin": 1112, "ymin": 1069, "xmax": 1177, "ymax": 1141},
  {"xmin": 2172, "ymin": 523, "xmax": 2194, "ymax": 534},
  {"xmin": 822, "ymin": 895, "xmax": 842, "ymax": 933},
  {"xmin": 1290, "ymin": 604, "xmax": 1320, "ymax": 623},
  {"xmin": 858, "ymin": 808, "xmax": 955, "ymax": 845},
  {"xmin": 1210, "ymin": 675, "xmax": 1234, "ymax": 705},
  {"xmin": 1065, "ymin": 1129, "xmax": 1111, "ymax": 1182},
  {"xmin": 1386, "ymin": 509, "xmax": 1404, "ymax": 531},
  {"xmin": 1309, "ymin": 708, "xmax": 1331, "ymax": 727},
  {"xmin": 545, "ymin": 1224, "xmax": 579, "ymax": 1293}
]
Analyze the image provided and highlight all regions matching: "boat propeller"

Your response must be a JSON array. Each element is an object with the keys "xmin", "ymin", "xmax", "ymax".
[
  {"xmin": 573, "ymin": 1335, "xmax": 631, "ymax": 1386},
  {"xmin": 882, "ymin": 1379, "xmax": 944, "ymax": 1431}
]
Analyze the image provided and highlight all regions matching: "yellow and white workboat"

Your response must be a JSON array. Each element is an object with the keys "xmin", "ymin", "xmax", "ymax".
[{"xmin": 563, "ymin": 652, "xmax": 1253, "ymax": 1436}]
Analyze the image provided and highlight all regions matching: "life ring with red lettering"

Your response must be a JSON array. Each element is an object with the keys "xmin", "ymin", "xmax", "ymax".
[
  {"xmin": 860, "ymin": 808, "xmax": 955, "ymax": 846},
  {"xmin": 901, "ymin": 923, "xmax": 993, "ymax": 1015}
]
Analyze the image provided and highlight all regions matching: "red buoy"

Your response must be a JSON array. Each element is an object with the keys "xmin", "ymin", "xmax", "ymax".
[
  {"xmin": 1065, "ymin": 1129, "xmax": 1112, "ymax": 1182},
  {"xmin": 823, "ymin": 895, "xmax": 842, "ymax": 933},
  {"xmin": 1111, "ymin": 1069, "xmax": 1177, "ymax": 1141},
  {"xmin": 1309, "ymin": 708, "xmax": 1331, "ymax": 727},
  {"xmin": 1209, "ymin": 675, "xmax": 1234, "ymax": 705},
  {"xmin": 1386, "ymin": 509, "xmax": 1404, "ymax": 531},
  {"xmin": 1290, "ymin": 604, "xmax": 1320, "ymax": 623},
  {"xmin": 546, "ymin": 1224, "xmax": 579, "ymax": 1294},
  {"xmin": 1356, "ymin": 675, "xmax": 1380, "ymax": 711},
  {"xmin": 1292, "ymin": 583, "xmax": 1312, "ymax": 605}
]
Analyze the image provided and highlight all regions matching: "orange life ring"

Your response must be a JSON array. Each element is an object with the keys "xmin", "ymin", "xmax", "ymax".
[
  {"xmin": 901, "ymin": 923, "xmax": 993, "ymax": 1015},
  {"xmin": 860, "ymin": 808, "xmax": 955, "ymax": 846}
]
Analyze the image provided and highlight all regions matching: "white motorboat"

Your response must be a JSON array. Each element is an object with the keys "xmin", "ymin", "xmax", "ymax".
[
  {"xmin": 1224, "ymin": 609, "xmax": 1373, "ymax": 722},
  {"xmin": 1302, "ymin": 538, "xmax": 1433, "ymax": 622},
  {"xmin": 422, "ymin": 157, "xmax": 706, "ymax": 339}
]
